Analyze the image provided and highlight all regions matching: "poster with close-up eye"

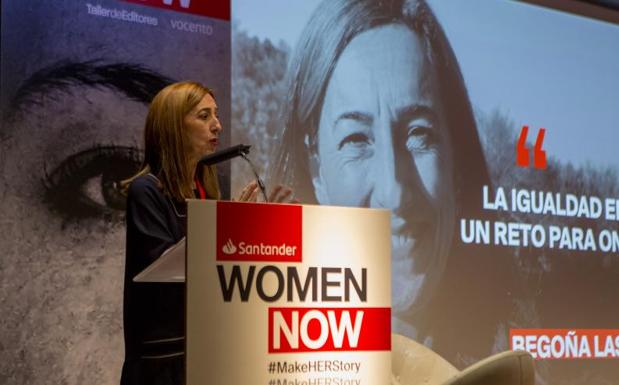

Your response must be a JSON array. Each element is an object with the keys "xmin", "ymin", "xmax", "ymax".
[
  {"xmin": 0, "ymin": 1, "xmax": 230, "ymax": 384},
  {"xmin": 230, "ymin": 0, "xmax": 619, "ymax": 384}
]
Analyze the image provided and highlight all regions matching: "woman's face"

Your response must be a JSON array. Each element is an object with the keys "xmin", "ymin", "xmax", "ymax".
[
  {"xmin": 184, "ymin": 93, "xmax": 222, "ymax": 160},
  {"xmin": 313, "ymin": 24, "xmax": 454, "ymax": 316}
]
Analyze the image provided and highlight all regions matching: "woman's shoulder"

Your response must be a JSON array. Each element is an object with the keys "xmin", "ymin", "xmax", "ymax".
[{"xmin": 127, "ymin": 174, "xmax": 163, "ymax": 199}]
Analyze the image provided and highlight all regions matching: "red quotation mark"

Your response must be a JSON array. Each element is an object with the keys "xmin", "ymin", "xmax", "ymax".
[{"xmin": 516, "ymin": 125, "xmax": 547, "ymax": 169}]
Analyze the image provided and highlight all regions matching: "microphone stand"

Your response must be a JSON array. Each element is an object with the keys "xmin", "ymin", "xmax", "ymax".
[{"xmin": 240, "ymin": 153, "xmax": 269, "ymax": 202}]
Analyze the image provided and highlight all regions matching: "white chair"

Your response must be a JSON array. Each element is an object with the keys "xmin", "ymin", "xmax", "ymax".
[{"xmin": 391, "ymin": 334, "xmax": 535, "ymax": 385}]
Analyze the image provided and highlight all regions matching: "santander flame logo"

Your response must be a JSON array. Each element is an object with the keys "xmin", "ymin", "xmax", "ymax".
[{"xmin": 222, "ymin": 239, "xmax": 237, "ymax": 255}]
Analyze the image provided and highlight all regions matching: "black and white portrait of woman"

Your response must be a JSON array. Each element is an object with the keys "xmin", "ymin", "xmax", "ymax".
[
  {"xmin": 266, "ymin": 0, "xmax": 496, "ymax": 359},
  {"xmin": 232, "ymin": 2, "xmax": 619, "ymax": 383},
  {"xmin": 0, "ymin": 1, "xmax": 230, "ymax": 384}
]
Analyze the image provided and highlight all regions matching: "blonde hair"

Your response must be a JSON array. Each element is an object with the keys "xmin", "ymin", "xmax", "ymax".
[{"xmin": 124, "ymin": 81, "xmax": 220, "ymax": 201}]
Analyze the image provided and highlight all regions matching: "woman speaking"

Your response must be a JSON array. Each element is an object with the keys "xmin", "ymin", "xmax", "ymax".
[{"xmin": 119, "ymin": 81, "xmax": 286, "ymax": 385}]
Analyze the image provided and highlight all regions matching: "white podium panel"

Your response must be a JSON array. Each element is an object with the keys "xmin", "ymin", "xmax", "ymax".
[
  {"xmin": 187, "ymin": 200, "xmax": 391, "ymax": 385},
  {"xmin": 133, "ymin": 238, "xmax": 186, "ymax": 283}
]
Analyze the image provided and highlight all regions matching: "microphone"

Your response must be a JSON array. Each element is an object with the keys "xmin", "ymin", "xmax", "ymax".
[
  {"xmin": 198, "ymin": 144, "xmax": 251, "ymax": 165},
  {"xmin": 198, "ymin": 143, "xmax": 269, "ymax": 202}
]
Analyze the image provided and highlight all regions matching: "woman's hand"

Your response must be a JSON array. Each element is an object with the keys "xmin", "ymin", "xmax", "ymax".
[
  {"xmin": 235, "ymin": 180, "xmax": 259, "ymax": 202},
  {"xmin": 234, "ymin": 181, "xmax": 298, "ymax": 203},
  {"xmin": 268, "ymin": 184, "xmax": 297, "ymax": 203}
]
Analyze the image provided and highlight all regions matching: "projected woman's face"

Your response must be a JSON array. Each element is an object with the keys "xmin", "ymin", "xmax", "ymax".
[
  {"xmin": 0, "ymin": 69, "xmax": 156, "ymax": 384},
  {"xmin": 313, "ymin": 24, "xmax": 453, "ymax": 316}
]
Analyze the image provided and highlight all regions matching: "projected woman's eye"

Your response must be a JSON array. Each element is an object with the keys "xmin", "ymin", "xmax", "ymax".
[
  {"xmin": 405, "ymin": 123, "xmax": 439, "ymax": 153},
  {"xmin": 44, "ymin": 146, "xmax": 142, "ymax": 220}
]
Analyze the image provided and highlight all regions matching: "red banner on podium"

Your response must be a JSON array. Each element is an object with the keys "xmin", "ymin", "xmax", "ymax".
[{"xmin": 216, "ymin": 201, "xmax": 303, "ymax": 262}]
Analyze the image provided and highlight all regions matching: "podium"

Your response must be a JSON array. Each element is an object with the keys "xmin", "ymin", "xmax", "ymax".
[{"xmin": 136, "ymin": 200, "xmax": 392, "ymax": 385}]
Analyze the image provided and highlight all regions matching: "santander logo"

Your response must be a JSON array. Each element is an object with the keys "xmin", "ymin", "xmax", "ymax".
[
  {"xmin": 216, "ymin": 202, "xmax": 302, "ymax": 262},
  {"xmin": 221, "ymin": 240, "xmax": 298, "ymax": 257},
  {"xmin": 222, "ymin": 239, "xmax": 237, "ymax": 255}
]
